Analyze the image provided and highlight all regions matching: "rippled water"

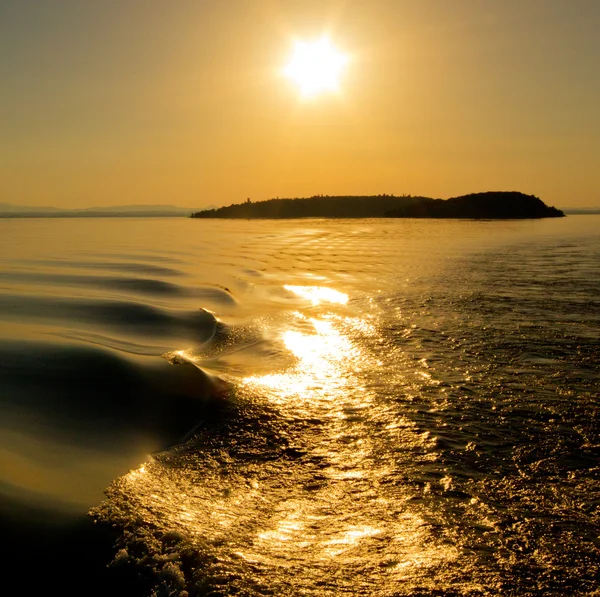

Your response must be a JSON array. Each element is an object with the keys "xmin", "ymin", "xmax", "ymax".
[{"xmin": 1, "ymin": 217, "xmax": 599, "ymax": 596}]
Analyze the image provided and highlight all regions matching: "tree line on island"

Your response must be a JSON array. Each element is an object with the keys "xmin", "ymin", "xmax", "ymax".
[{"xmin": 191, "ymin": 192, "xmax": 564, "ymax": 220}]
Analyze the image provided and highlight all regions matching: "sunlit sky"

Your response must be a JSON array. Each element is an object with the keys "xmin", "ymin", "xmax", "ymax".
[{"xmin": 1, "ymin": 0, "xmax": 599, "ymax": 209}]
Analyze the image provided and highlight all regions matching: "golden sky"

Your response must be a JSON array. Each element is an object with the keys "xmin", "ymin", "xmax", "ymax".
[{"xmin": 1, "ymin": 0, "xmax": 599, "ymax": 208}]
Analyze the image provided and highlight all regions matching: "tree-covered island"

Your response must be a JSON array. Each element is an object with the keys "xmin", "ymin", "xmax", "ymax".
[{"xmin": 191, "ymin": 192, "xmax": 564, "ymax": 219}]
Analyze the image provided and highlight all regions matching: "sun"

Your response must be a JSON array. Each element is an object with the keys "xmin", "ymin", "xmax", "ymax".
[{"xmin": 283, "ymin": 37, "xmax": 348, "ymax": 98}]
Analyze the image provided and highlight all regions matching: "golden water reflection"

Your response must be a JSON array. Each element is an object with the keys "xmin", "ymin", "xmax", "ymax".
[
  {"xmin": 242, "ymin": 313, "xmax": 362, "ymax": 412},
  {"xmin": 234, "ymin": 286, "xmax": 458, "ymax": 578},
  {"xmin": 284, "ymin": 285, "xmax": 349, "ymax": 305},
  {"xmin": 102, "ymin": 283, "xmax": 459, "ymax": 593},
  {"xmin": 243, "ymin": 284, "xmax": 369, "ymax": 417}
]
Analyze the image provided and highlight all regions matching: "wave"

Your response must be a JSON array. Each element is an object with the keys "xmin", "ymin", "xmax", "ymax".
[
  {"xmin": 16, "ymin": 258, "xmax": 185, "ymax": 278},
  {"xmin": 0, "ymin": 339, "xmax": 228, "ymax": 447},
  {"xmin": 0, "ymin": 294, "xmax": 229, "ymax": 342}
]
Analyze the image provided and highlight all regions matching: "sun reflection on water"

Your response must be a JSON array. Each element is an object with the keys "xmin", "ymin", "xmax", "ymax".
[
  {"xmin": 284, "ymin": 285, "xmax": 349, "ymax": 305},
  {"xmin": 96, "ymin": 283, "xmax": 460, "ymax": 594},
  {"xmin": 243, "ymin": 313, "xmax": 361, "ymax": 408}
]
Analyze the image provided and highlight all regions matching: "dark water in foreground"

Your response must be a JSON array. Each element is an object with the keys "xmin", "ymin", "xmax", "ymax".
[{"xmin": 1, "ymin": 217, "xmax": 599, "ymax": 596}]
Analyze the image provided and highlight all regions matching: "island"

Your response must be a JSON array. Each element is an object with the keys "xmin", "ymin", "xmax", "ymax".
[{"xmin": 191, "ymin": 192, "xmax": 564, "ymax": 220}]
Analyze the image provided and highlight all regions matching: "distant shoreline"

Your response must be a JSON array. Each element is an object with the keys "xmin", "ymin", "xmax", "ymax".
[
  {"xmin": 0, "ymin": 203, "xmax": 204, "ymax": 218},
  {"xmin": 0, "ymin": 213, "xmax": 190, "ymax": 219},
  {"xmin": 191, "ymin": 192, "xmax": 565, "ymax": 220}
]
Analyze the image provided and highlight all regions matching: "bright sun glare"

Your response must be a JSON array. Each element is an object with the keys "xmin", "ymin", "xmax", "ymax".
[{"xmin": 284, "ymin": 37, "xmax": 348, "ymax": 98}]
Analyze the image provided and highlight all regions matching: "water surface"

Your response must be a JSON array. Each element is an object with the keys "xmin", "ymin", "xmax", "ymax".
[{"xmin": 1, "ymin": 216, "xmax": 598, "ymax": 595}]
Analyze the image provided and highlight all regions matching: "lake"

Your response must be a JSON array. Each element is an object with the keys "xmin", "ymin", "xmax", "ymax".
[{"xmin": 0, "ymin": 216, "xmax": 598, "ymax": 596}]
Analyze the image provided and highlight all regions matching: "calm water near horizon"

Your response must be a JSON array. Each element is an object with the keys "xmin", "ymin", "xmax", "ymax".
[{"xmin": 1, "ymin": 216, "xmax": 599, "ymax": 596}]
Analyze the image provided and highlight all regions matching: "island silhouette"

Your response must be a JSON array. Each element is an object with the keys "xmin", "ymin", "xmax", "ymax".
[{"xmin": 191, "ymin": 192, "xmax": 564, "ymax": 219}]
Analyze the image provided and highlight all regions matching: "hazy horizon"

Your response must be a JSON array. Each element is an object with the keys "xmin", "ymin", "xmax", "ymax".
[
  {"xmin": 2, "ymin": 194, "xmax": 598, "ymax": 214},
  {"xmin": 2, "ymin": 0, "xmax": 599, "ymax": 209}
]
